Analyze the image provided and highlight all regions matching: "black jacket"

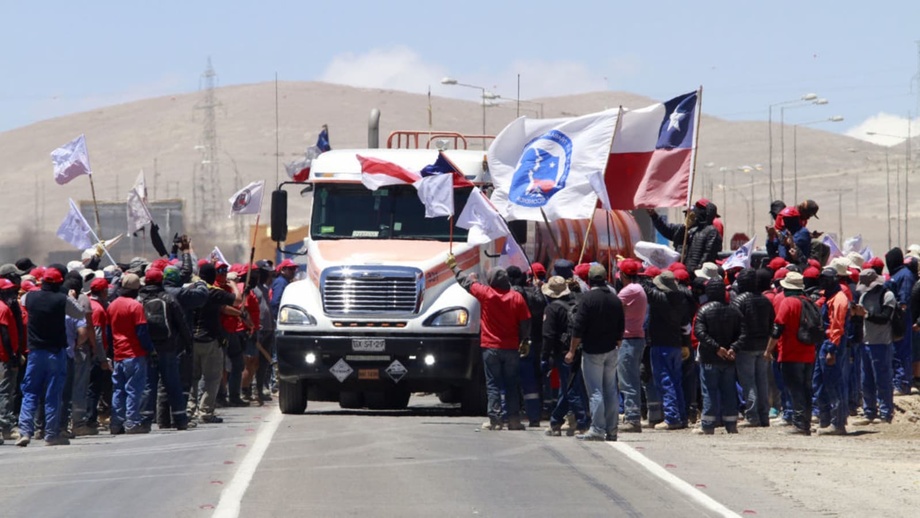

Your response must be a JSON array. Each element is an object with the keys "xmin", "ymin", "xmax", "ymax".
[
  {"xmin": 650, "ymin": 212, "xmax": 687, "ymax": 255},
  {"xmin": 542, "ymin": 295, "xmax": 577, "ymax": 360},
  {"xmin": 572, "ymin": 285, "xmax": 624, "ymax": 355},
  {"xmin": 731, "ymin": 269, "xmax": 775, "ymax": 352},
  {"xmin": 695, "ymin": 300, "xmax": 742, "ymax": 364},
  {"xmin": 684, "ymin": 202, "xmax": 722, "ymax": 273},
  {"xmin": 138, "ymin": 284, "xmax": 193, "ymax": 354},
  {"xmin": 514, "ymin": 284, "xmax": 546, "ymax": 348},
  {"xmin": 644, "ymin": 284, "xmax": 693, "ymax": 347}
]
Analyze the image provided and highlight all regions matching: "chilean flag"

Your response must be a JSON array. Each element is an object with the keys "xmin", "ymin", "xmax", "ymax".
[
  {"xmin": 357, "ymin": 155, "xmax": 422, "ymax": 190},
  {"xmin": 605, "ymin": 90, "xmax": 700, "ymax": 209},
  {"xmin": 420, "ymin": 151, "xmax": 475, "ymax": 188}
]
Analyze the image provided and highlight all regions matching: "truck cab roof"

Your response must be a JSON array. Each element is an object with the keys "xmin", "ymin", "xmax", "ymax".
[{"xmin": 309, "ymin": 149, "xmax": 489, "ymax": 184}]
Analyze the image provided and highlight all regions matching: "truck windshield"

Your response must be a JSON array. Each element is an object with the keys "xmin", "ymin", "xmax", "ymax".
[{"xmin": 311, "ymin": 184, "xmax": 472, "ymax": 241}]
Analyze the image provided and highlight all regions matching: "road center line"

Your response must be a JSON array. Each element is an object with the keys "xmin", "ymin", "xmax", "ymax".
[
  {"xmin": 607, "ymin": 442, "xmax": 741, "ymax": 518},
  {"xmin": 213, "ymin": 409, "xmax": 283, "ymax": 518}
]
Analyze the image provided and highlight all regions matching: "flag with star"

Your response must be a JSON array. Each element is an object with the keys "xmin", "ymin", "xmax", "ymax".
[
  {"xmin": 605, "ymin": 90, "xmax": 700, "ymax": 209},
  {"xmin": 487, "ymin": 108, "xmax": 619, "ymax": 222}
]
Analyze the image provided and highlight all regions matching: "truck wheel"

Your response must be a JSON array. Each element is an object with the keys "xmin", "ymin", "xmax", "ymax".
[
  {"xmin": 384, "ymin": 387, "xmax": 411, "ymax": 409},
  {"xmin": 339, "ymin": 391, "xmax": 365, "ymax": 409},
  {"xmin": 279, "ymin": 379, "xmax": 308, "ymax": 414},
  {"xmin": 437, "ymin": 387, "xmax": 462, "ymax": 404},
  {"xmin": 460, "ymin": 366, "xmax": 487, "ymax": 416}
]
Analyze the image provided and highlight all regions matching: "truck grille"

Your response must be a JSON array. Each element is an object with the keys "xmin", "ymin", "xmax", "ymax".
[{"xmin": 322, "ymin": 267, "xmax": 422, "ymax": 315}]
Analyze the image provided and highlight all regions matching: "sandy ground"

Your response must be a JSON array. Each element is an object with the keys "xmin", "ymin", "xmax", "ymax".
[{"xmin": 629, "ymin": 391, "xmax": 920, "ymax": 517}]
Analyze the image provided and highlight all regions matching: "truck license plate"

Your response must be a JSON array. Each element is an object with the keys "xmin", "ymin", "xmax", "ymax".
[
  {"xmin": 352, "ymin": 338, "xmax": 385, "ymax": 352},
  {"xmin": 358, "ymin": 369, "xmax": 380, "ymax": 380}
]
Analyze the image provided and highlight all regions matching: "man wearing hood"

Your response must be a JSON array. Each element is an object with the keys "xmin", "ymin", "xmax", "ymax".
[
  {"xmin": 507, "ymin": 266, "xmax": 546, "ymax": 428},
  {"xmin": 732, "ymin": 268, "xmax": 775, "ymax": 427},
  {"xmin": 694, "ymin": 278, "xmax": 742, "ymax": 434},
  {"xmin": 814, "ymin": 268, "xmax": 850, "ymax": 436},
  {"xmin": 542, "ymin": 276, "xmax": 589, "ymax": 436},
  {"xmin": 161, "ymin": 264, "xmax": 208, "ymax": 428},
  {"xmin": 884, "ymin": 247, "xmax": 916, "ymax": 395},
  {"xmin": 774, "ymin": 207, "xmax": 812, "ymax": 267},
  {"xmin": 447, "ymin": 257, "xmax": 531, "ymax": 431},
  {"xmin": 684, "ymin": 199, "xmax": 723, "ymax": 274},
  {"xmin": 853, "ymin": 269, "xmax": 896, "ymax": 424}
]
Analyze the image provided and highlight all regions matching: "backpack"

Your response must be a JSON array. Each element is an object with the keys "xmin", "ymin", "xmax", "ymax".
[
  {"xmin": 557, "ymin": 298, "xmax": 579, "ymax": 347},
  {"xmin": 796, "ymin": 296, "xmax": 824, "ymax": 345},
  {"xmin": 141, "ymin": 294, "xmax": 171, "ymax": 343}
]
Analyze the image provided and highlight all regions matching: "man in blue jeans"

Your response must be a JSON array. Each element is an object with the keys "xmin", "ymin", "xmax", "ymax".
[
  {"xmin": 541, "ymin": 276, "xmax": 589, "ymax": 436},
  {"xmin": 107, "ymin": 273, "xmax": 156, "ymax": 435},
  {"xmin": 616, "ymin": 259, "xmax": 648, "ymax": 433},
  {"xmin": 18, "ymin": 268, "xmax": 87, "ymax": 447},
  {"xmin": 449, "ymin": 256, "xmax": 530, "ymax": 431},
  {"xmin": 694, "ymin": 279, "xmax": 742, "ymax": 434},
  {"xmin": 138, "ymin": 268, "xmax": 193, "ymax": 431},
  {"xmin": 565, "ymin": 265, "xmax": 625, "ymax": 441}
]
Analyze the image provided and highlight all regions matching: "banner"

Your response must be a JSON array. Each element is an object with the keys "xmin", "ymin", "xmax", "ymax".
[
  {"xmin": 127, "ymin": 170, "xmax": 153, "ymax": 231},
  {"xmin": 51, "ymin": 134, "xmax": 92, "ymax": 185},
  {"xmin": 722, "ymin": 236, "xmax": 756, "ymax": 270},
  {"xmin": 57, "ymin": 198, "xmax": 95, "ymax": 250},
  {"xmin": 456, "ymin": 187, "xmax": 510, "ymax": 245},
  {"xmin": 488, "ymin": 108, "xmax": 619, "ymax": 221}
]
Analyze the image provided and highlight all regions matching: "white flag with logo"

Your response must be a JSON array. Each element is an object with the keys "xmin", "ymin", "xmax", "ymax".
[
  {"xmin": 456, "ymin": 188, "xmax": 510, "ymax": 245},
  {"xmin": 127, "ymin": 170, "xmax": 153, "ymax": 231},
  {"xmin": 488, "ymin": 109, "xmax": 619, "ymax": 222},
  {"xmin": 57, "ymin": 198, "xmax": 95, "ymax": 250},
  {"xmin": 210, "ymin": 246, "xmax": 228, "ymax": 265},
  {"xmin": 722, "ymin": 236, "xmax": 756, "ymax": 270},
  {"xmin": 633, "ymin": 240, "xmax": 681, "ymax": 269},
  {"xmin": 228, "ymin": 180, "xmax": 265, "ymax": 217},
  {"xmin": 51, "ymin": 134, "xmax": 92, "ymax": 185},
  {"xmin": 414, "ymin": 173, "xmax": 454, "ymax": 218}
]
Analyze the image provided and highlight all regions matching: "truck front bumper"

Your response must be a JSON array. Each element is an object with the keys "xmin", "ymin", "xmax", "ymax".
[{"xmin": 275, "ymin": 331, "xmax": 480, "ymax": 391}]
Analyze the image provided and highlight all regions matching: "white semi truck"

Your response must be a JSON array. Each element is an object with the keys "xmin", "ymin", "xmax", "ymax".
[{"xmin": 270, "ymin": 129, "xmax": 641, "ymax": 415}]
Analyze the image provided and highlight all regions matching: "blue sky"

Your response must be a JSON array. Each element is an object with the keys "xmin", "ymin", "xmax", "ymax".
[{"xmin": 3, "ymin": 0, "xmax": 920, "ymax": 144}]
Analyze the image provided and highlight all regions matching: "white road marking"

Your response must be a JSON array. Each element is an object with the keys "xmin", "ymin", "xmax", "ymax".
[
  {"xmin": 213, "ymin": 409, "xmax": 283, "ymax": 518},
  {"xmin": 607, "ymin": 442, "xmax": 741, "ymax": 518}
]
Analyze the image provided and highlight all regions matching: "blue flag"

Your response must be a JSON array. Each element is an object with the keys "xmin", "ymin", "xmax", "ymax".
[{"xmin": 316, "ymin": 126, "xmax": 331, "ymax": 152}]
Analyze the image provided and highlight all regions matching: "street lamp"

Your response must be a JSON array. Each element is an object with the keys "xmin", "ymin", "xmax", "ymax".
[
  {"xmin": 441, "ymin": 77, "xmax": 487, "ymax": 147},
  {"xmin": 793, "ymin": 115, "xmax": 844, "ymax": 202},
  {"xmin": 866, "ymin": 128, "xmax": 912, "ymax": 243},
  {"xmin": 768, "ymin": 94, "xmax": 820, "ymax": 201},
  {"xmin": 779, "ymin": 98, "xmax": 828, "ymax": 201}
]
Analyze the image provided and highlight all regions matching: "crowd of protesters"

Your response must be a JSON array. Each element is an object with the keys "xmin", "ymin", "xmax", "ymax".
[
  {"xmin": 450, "ymin": 197, "xmax": 920, "ymax": 440},
  {"xmin": 0, "ymin": 235, "xmax": 299, "ymax": 447}
]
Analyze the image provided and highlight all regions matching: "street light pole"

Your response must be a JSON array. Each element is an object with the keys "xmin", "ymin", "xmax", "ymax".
[
  {"xmin": 441, "ymin": 77, "xmax": 487, "ymax": 148},
  {"xmin": 768, "ymin": 93, "xmax": 819, "ymax": 202}
]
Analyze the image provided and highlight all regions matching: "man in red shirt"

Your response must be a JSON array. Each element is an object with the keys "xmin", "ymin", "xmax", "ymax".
[
  {"xmin": 764, "ymin": 272, "xmax": 817, "ymax": 435},
  {"xmin": 0, "ymin": 278, "xmax": 21, "ymax": 443},
  {"xmin": 814, "ymin": 268, "xmax": 851, "ymax": 436},
  {"xmin": 85, "ymin": 278, "xmax": 112, "ymax": 434},
  {"xmin": 448, "ymin": 256, "xmax": 531, "ymax": 430},
  {"xmin": 107, "ymin": 273, "xmax": 156, "ymax": 434}
]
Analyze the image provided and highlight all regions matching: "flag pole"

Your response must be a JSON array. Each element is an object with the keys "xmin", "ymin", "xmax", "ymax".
[
  {"xmin": 680, "ymin": 87, "xmax": 704, "ymax": 264},
  {"xmin": 539, "ymin": 208, "xmax": 562, "ymax": 258},
  {"xmin": 448, "ymin": 215, "xmax": 454, "ymax": 255},
  {"xmin": 88, "ymin": 174, "xmax": 103, "ymax": 237},
  {"xmin": 578, "ymin": 107, "xmax": 622, "ymax": 266},
  {"xmin": 84, "ymin": 223, "xmax": 117, "ymax": 266},
  {"xmin": 577, "ymin": 216, "xmax": 595, "ymax": 264}
]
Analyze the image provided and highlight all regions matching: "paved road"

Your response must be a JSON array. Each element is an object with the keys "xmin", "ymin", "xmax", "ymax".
[{"xmin": 0, "ymin": 394, "xmax": 814, "ymax": 517}]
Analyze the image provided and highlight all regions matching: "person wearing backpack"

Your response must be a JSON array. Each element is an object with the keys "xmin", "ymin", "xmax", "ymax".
[
  {"xmin": 106, "ymin": 273, "xmax": 156, "ymax": 435},
  {"xmin": 883, "ymin": 248, "xmax": 916, "ymax": 395},
  {"xmin": 138, "ymin": 269, "xmax": 193, "ymax": 431},
  {"xmin": 541, "ymin": 276, "xmax": 589, "ymax": 436},
  {"xmin": 764, "ymin": 272, "xmax": 818, "ymax": 436},
  {"xmin": 813, "ymin": 268, "xmax": 851, "ymax": 436},
  {"xmin": 852, "ymin": 268, "xmax": 896, "ymax": 425}
]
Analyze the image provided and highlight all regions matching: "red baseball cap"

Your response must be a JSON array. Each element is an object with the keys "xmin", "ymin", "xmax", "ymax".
[
  {"xmin": 574, "ymin": 263, "xmax": 591, "ymax": 282},
  {"xmin": 866, "ymin": 257, "xmax": 884, "ymax": 269},
  {"xmin": 673, "ymin": 269, "xmax": 690, "ymax": 283},
  {"xmin": 197, "ymin": 258, "xmax": 210, "ymax": 268},
  {"xmin": 803, "ymin": 266, "xmax": 821, "ymax": 279},
  {"xmin": 21, "ymin": 280, "xmax": 39, "ymax": 292},
  {"xmin": 43, "ymin": 269, "xmax": 63, "ymax": 284},
  {"xmin": 807, "ymin": 259, "xmax": 820, "ymax": 269},
  {"xmin": 145, "ymin": 269, "xmax": 164, "ymax": 284},
  {"xmin": 0, "ymin": 279, "xmax": 15, "ymax": 291},
  {"xmin": 150, "ymin": 259, "xmax": 169, "ymax": 272},
  {"xmin": 779, "ymin": 206, "xmax": 800, "ymax": 218},
  {"xmin": 90, "ymin": 278, "xmax": 110, "ymax": 293},
  {"xmin": 277, "ymin": 259, "xmax": 297, "ymax": 271},
  {"xmin": 618, "ymin": 259, "xmax": 641, "ymax": 277},
  {"xmin": 640, "ymin": 265, "xmax": 662, "ymax": 278},
  {"xmin": 767, "ymin": 257, "xmax": 788, "ymax": 271},
  {"xmin": 667, "ymin": 262, "xmax": 687, "ymax": 272},
  {"xmin": 773, "ymin": 267, "xmax": 789, "ymax": 281},
  {"xmin": 31, "ymin": 266, "xmax": 46, "ymax": 280},
  {"xmin": 529, "ymin": 262, "xmax": 547, "ymax": 279},
  {"xmin": 694, "ymin": 198, "xmax": 711, "ymax": 209}
]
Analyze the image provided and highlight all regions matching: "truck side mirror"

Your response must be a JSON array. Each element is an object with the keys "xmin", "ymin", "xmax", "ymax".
[{"xmin": 271, "ymin": 189, "xmax": 288, "ymax": 242}]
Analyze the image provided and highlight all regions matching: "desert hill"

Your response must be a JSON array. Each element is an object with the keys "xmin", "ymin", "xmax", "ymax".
[{"xmin": 0, "ymin": 81, "xmax": 911, "ymax": 263}]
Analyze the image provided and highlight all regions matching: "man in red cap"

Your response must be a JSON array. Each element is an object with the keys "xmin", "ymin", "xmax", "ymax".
[
  {"xmin": 17, "ymin": 269, "xmax": 87, "ymax": 446},
  {"xmin": 529, "ymin": 263, "xmax": 547, "ymax": 285},
  {"xmin": 138, "ymin": 269, "xmax": 192, "ymax": 430},
  {"xmin": 85, "ymin": 278, "xmax": 112, "ymax": 435},
  {"xmin": 0, "ymin": 278, "xmax": 21, "ymax": 443},
  {"xmin": 616, "ymin": 259, "xmax": 647, "ymax": 433}
]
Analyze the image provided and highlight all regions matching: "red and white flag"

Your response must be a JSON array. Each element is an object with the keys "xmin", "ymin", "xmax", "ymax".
[
  {"xmin": 606, "ymin": 90, "xmax": 701, "ymax": 209},
  {"xmin": 357, "ymin": 155, "xmax": 422, "ymax": 191}
]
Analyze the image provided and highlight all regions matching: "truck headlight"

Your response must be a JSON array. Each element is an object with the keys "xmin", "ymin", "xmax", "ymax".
[
  {"xmin": 279, "ymin": 305, "xmax": 316, "ymax": 326},
  {"xmin": 424, "ymin": 307, "xmax": 469, "ymax": 327}
]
